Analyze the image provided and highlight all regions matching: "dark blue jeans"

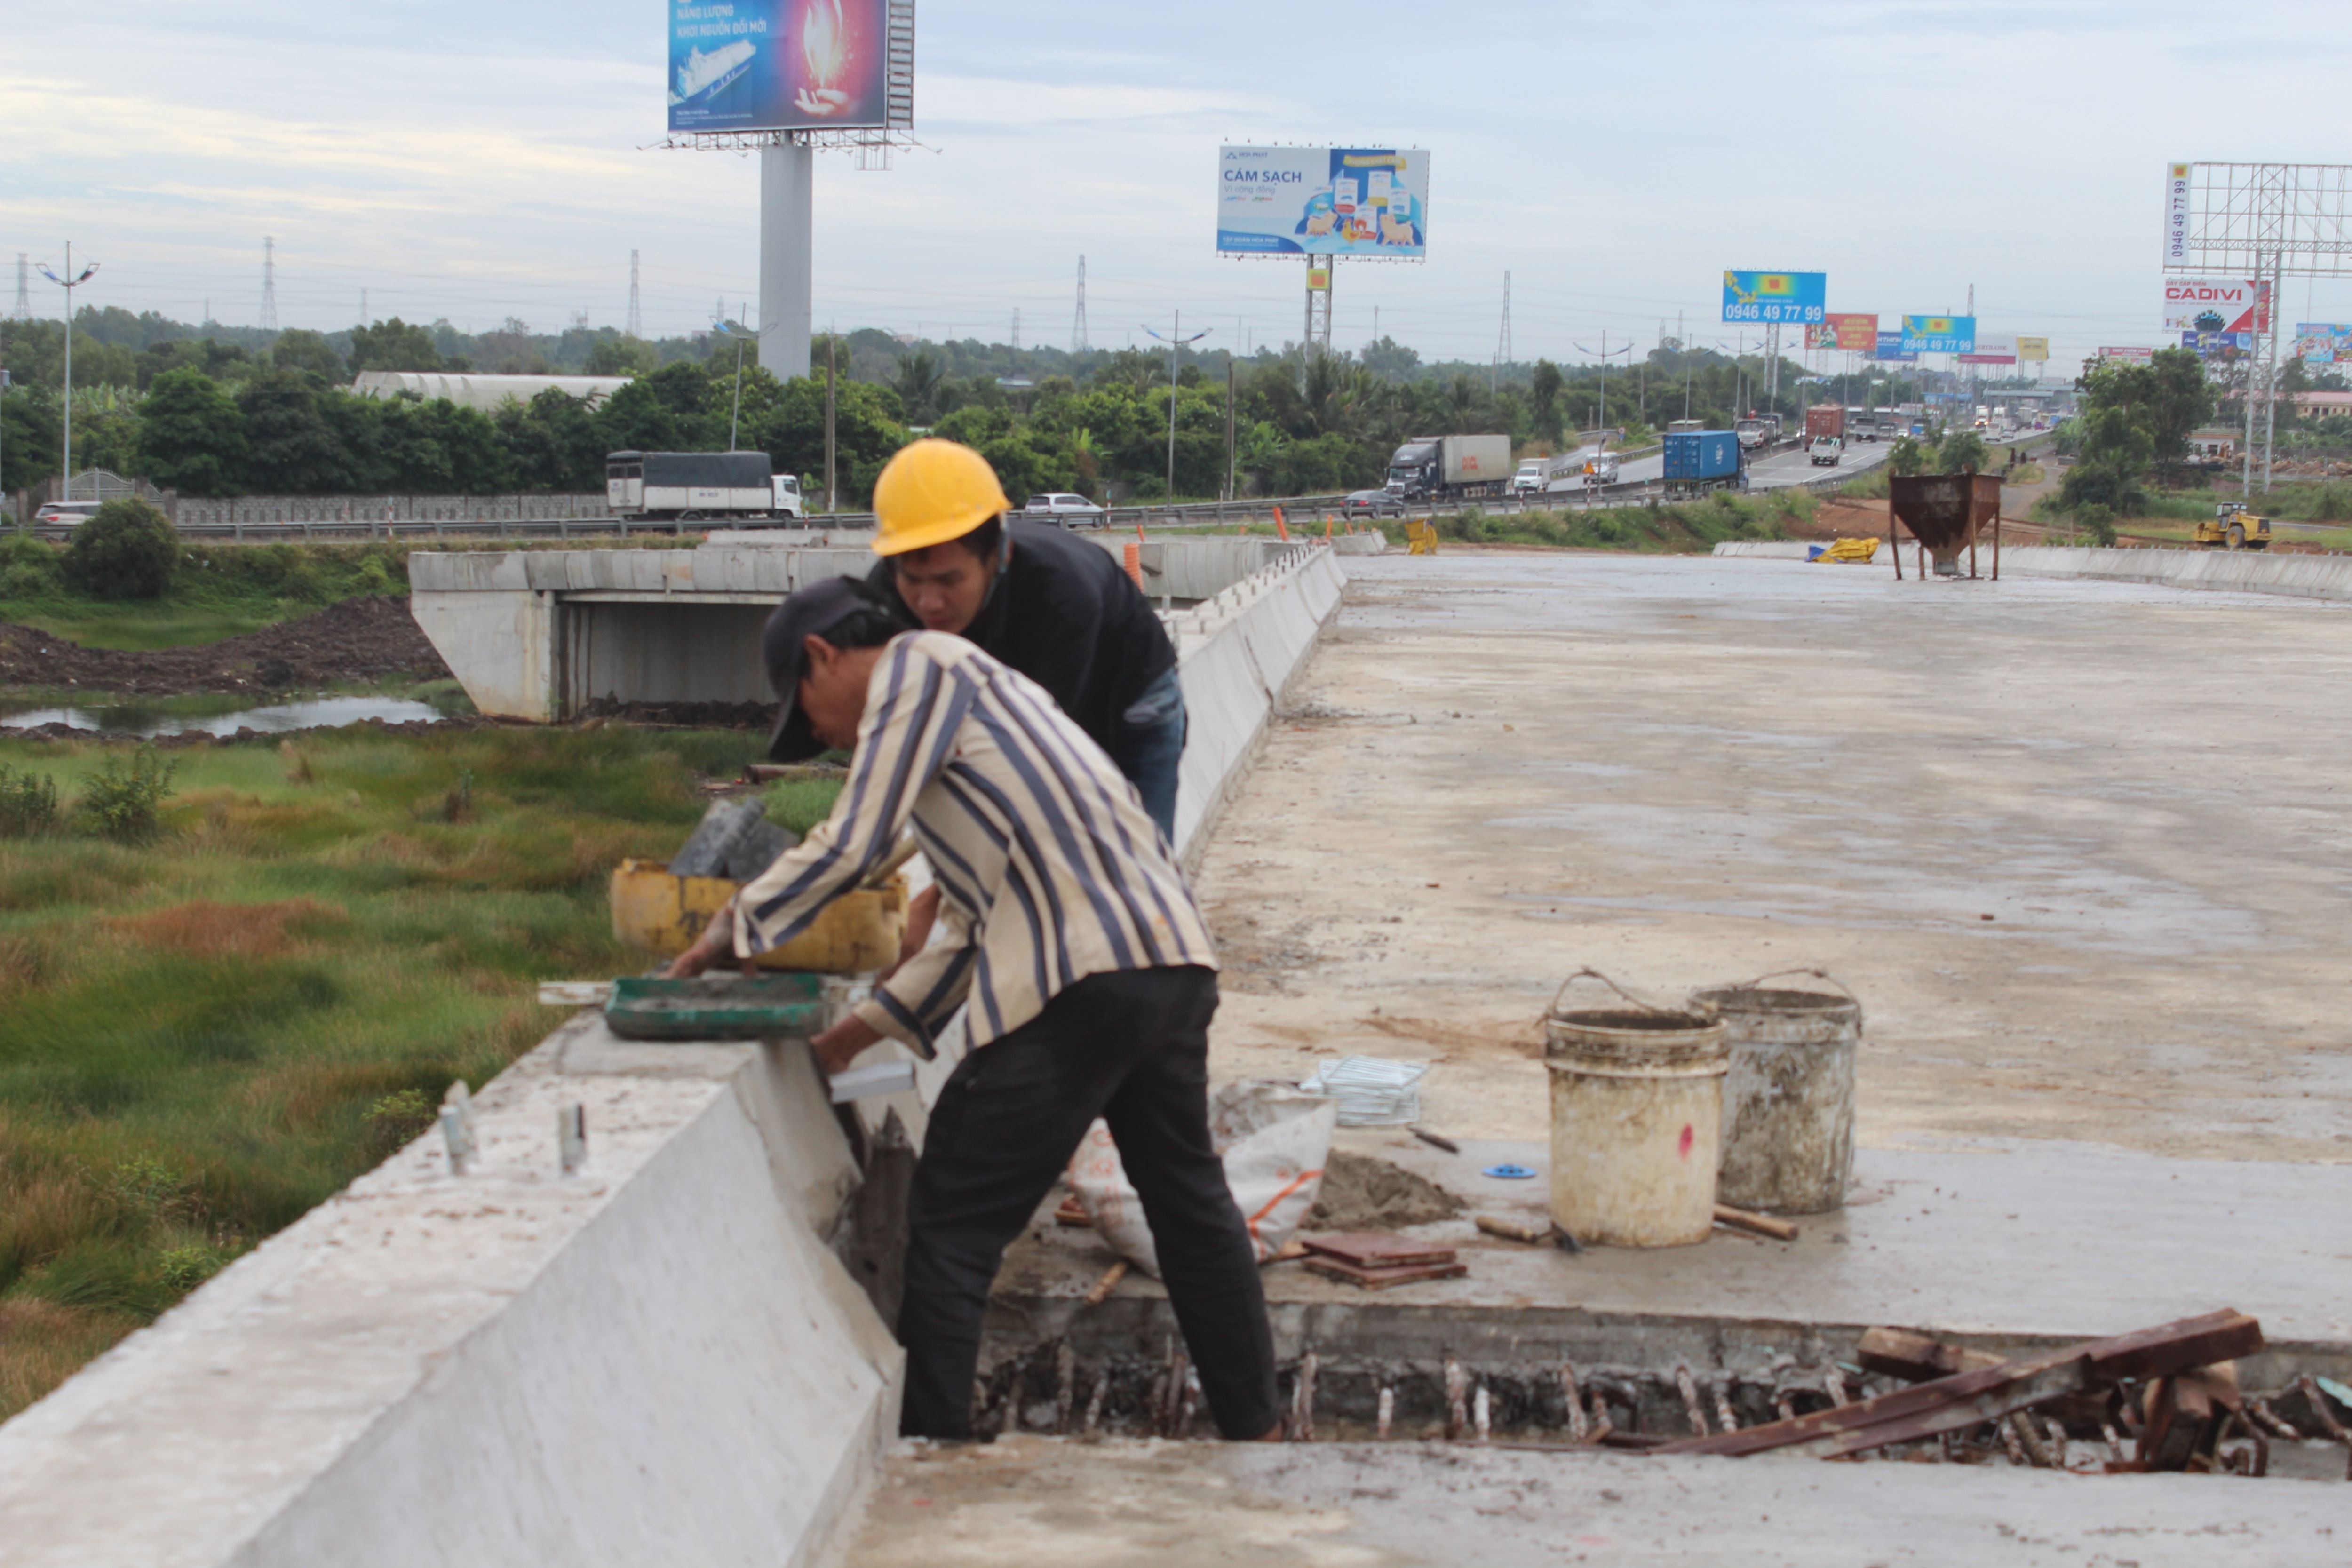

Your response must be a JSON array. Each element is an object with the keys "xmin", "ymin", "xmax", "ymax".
[{"xmin": 1107, "ymin": 668, "xmax": 1186, "ymax": 842}]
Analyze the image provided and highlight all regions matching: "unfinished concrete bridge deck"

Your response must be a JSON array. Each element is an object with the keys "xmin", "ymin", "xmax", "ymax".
[{"xmin": 10, "ymin": 545, "xmax": 2352, "ymax": 1567}]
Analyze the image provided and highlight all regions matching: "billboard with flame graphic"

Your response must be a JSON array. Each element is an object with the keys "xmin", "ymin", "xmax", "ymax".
[{"xmin": 668, "ymin": 0, "xmax": 898, "ymax": 133}]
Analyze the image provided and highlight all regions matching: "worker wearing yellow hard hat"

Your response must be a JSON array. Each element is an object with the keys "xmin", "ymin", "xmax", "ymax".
[{"xmin": 866, "ymin": 438, "xmax": 1185, "ymax": 837}]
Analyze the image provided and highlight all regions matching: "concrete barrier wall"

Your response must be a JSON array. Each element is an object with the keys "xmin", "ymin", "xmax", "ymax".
[
  {"xmin": 1714, "ymin": 538, "xmax": 2352, "ymax": 603},
  {"xmin": 1170, "ymin": 545, "xmax": 1347, "ymax": 862},
  {"xmin": 0, "ymin": 1016, "xmax": 903, "ymax": 1568},
  {"xmin": 3, "ymin": 544, "xmax": 1353, "ymax": 1568}
]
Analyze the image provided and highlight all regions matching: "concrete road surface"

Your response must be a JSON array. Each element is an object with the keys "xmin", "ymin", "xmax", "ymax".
[{"xmin": 1197, "ymin": 552, "xmax": 2352, "ymax": 1163}]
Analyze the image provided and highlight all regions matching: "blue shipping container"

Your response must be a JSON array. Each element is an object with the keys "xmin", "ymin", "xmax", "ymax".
[{"xmin": 1662, "ymin": 431, "xmax": 1742, "ymax": 482}]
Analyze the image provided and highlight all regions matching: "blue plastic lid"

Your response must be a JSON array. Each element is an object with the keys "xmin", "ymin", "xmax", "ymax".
[{"xmin": 1482, "ymin": 1162, "xmax": 1537, "ymax": 1180}]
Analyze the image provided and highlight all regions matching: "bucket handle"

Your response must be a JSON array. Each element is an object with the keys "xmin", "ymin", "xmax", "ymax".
[
  {"xmin": 1548, "ymin": 966, "xmax": 1681, "ymax": 1019},
  {"xmin": 1700, "ymin": 966, "xmax": 1862, "ymax": 1017}
]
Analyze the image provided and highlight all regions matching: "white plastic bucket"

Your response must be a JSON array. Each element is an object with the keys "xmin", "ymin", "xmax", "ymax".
[{"xmin": 1544, "ymin": 974, "xmax": 1728, "ymax": 1248}]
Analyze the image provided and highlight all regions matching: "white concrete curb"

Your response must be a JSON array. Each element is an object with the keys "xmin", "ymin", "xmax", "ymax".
[
  {"xmin": 0, "ymin": 1018, "xmax": 902, "ymax": 1568},
  {"xmin": 1171, "ymin": 545, "xmax": 1347, "ymax": 865},
  {"xmin": 1714, "ymin": 538, "xmax": 2352, "ymax": 602}
]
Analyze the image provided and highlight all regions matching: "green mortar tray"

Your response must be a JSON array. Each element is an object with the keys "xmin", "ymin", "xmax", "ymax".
[{"xmin": 603, "ymin": 973, "xmax": 831, "ymax": 1041}]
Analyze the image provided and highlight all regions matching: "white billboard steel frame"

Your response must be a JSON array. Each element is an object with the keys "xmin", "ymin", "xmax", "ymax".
[{"xmin": 2165, "ymin": 162, "xmax": 2352, "ymax": 495}]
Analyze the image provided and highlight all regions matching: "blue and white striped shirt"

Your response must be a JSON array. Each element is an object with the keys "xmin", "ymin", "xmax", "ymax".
[{"xmin": 733, "ymin": 631, "xmax": 1217, "ymax": 1055}]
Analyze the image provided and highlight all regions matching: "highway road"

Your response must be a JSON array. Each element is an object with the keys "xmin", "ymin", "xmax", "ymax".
[{"xmin": 1543, "ymin": 435, "xmax": 1892, "ymax": 496}]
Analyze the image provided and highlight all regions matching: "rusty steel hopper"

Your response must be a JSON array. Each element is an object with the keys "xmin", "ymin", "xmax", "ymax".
[{"xmin": 1888, "ymin": 473, "xmax": 2002, "ymax": 578}]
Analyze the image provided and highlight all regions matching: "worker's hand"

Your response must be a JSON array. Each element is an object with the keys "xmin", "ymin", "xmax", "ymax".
[
  {"xmin": 663, "ymin": 902, "xmax": 737, "ymax": 979},
  {"xmin": 810, "ymin": 1012, "xmax": 884, "ymax": 1075},
  {"xmin": 880, "ymin": 886, "xmax": 942, "ymax": 982}
]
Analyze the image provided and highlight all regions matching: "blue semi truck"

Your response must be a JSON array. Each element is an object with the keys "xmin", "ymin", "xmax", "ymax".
[{"xmin": 1662, "ymin": 430, "xmax": 1746, "ymax": 494}]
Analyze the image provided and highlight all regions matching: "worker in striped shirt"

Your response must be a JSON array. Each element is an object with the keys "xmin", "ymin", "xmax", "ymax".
[{"xmin": 664, "ymin": 574, "xmax": 1280, "ymax": 1443}]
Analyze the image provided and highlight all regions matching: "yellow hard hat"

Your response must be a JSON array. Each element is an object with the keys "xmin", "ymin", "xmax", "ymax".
[{"xmin": 871, "ymin": 438, "xmax": 1012, "ymax": 556}]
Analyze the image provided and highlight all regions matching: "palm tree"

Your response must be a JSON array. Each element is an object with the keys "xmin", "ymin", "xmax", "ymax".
[{"xmin": 892, "ymin": 352, "xmax": 943, "ymax": 425}]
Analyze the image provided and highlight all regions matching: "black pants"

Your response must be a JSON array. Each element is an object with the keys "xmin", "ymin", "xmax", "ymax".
[{"xmin": 897, "ymin": 964, "xmax": 1280, "ymax": 1441}]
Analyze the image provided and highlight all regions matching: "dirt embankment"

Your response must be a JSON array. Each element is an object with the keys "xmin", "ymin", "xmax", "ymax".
[{"xmin": 0, "ymin": 597, "xmax": 450, "ymax": 696}]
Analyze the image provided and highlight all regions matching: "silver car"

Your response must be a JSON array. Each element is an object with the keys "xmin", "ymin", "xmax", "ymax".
[{"xmin": 1023, "ymin": 493, "xmax": 1107, "ymax": 529}]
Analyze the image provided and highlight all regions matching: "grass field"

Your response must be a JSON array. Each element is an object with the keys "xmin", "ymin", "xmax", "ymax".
[{"xmin": 0, "ymin": 722, "xmax": 778, "ymax": 1419}]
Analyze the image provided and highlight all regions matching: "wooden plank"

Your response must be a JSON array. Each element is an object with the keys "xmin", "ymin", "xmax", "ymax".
[
  {"xmin": 1655, "ymin": 1310, "xmax": 2260, "ymax": 1459},
  {"xmin": 1301, "ymin": 1233, "xmax": 1459, "ymax": 1269},
  {"xmin": 1856, "ymin": 1327, "xmax": 2003, "ymax": 1382},
  {"xmin": 1302, "ymin": 1258, "xmax": 1469, "ymax": 1290},
  {"xmin": 537, "ymin": 981, "xmax": 612, "ymax": 1006}
]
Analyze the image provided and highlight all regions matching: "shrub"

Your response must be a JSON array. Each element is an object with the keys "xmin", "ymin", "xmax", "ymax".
[
  {"xmin": 64, "ymin": 499, "xmax": 179, "ymax": 600},
  {"xmin": 364, "ymin": 1090, "xmax": 437, "ymax": 1156},
  {"xmin": 107, "ymin": 1155, "xmax": 187, "ymax": 1225},
  {"xmin": 0, "ymin": 533, "xmax": 61, "ymax": 600},
  {"xmin": 77, "ymin": 746, "xmax": 178, "ymax": 844},
  {"xmin": 0, "ymin": 765, "xmax": 61, "ymax": 836},
  {"xmin": 156, "ymin": 1244, "xmax": 222, "ymax": 1293}
]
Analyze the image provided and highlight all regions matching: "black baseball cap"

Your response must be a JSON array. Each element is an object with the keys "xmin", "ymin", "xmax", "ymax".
[{"xmin": 760, "ymin": 575, "xmax": 903, "ymax": 762}]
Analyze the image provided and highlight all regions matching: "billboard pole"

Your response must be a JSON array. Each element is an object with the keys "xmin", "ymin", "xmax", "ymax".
[
  {"xmin": 2241, "ymin": 257, "xmax": 2260, "ymax": 500},
  {"xmin": 759, "ymin": 143, "xmax": 815, "ymax": 384},
  {"xmin": 2263, "ymin": 248, "xmax": 2282, "ymax": 493}
]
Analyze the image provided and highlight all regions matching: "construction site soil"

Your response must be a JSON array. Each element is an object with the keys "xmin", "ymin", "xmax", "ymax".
[{"xmin": 0, "ymin": 597, "xmax": 450, "ymax": 695}]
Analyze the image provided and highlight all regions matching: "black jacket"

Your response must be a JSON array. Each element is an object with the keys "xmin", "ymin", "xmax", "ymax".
[{"xmin": 866, "ymin": 520, "xmax": 1176, "ymax": 754}]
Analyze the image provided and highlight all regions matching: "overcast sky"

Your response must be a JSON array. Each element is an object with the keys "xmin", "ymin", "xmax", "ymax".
[{"xmin": 8, "ymin": 0, "xmax": 2352, "ymax": 370}]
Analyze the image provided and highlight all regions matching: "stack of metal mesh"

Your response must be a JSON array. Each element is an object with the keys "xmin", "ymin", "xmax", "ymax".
[{"xmin": 1299, "ymin": 1056, "xmax": 1431, "ymax": 1127}]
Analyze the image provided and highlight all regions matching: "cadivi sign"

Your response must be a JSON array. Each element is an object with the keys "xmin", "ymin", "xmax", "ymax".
[{"xmin": 2161, "ymin": 279, "xmax": 2261, "ymax": 334}]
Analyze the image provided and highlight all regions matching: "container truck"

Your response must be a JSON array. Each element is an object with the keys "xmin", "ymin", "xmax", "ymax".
[
  {"xmin": 1386, "ymin": 434, "xmax": 1514, "ymax": 500},
  {"xmin": 1662, "ymin": 430, "xmax": 1744, "ymax": 494},
  {"xmin": 1804, "ymin": 406, "xmax": 1846, "ymax": 467},
  {"xmin": 606, "ymin": 450, "xmax": 796, "ymax": 523}
]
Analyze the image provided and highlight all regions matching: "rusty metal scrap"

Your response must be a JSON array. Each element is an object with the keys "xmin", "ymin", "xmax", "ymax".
[{"xmin": 1651, "ymin": 1310, "xmax": 2262, "ymax": 1461}]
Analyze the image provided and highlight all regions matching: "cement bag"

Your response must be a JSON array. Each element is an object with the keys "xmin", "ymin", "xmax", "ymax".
[{"xmin": 1069, "ymin": 1082, "xmax": 1336, "ymax": 1279}]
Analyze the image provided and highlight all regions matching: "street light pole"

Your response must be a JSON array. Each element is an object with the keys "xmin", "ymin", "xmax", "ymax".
[
  {"xmin": 712, "ymin": 317, "xmax": 755, "ymax": 451},
  {"xmin": 37, "ymin": 244, "xmax": 98, "ymax": 501},
  {"xmin": 1573, "ymin": 335, "xmax": 1633, "ymax": 444},
  {"xmin": 1144, "ymin": 312, "xmax": 1210, "ymax": 499}
]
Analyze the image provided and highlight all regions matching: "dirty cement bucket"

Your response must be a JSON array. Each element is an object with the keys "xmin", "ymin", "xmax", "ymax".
[
  {"xmin": 1692, "ymin": 973, "xmax": 1859, "ymax": 1215},
  {"xmin": 1544, "ymin": 974, "xmax": 1729, "ymax": 1248}
]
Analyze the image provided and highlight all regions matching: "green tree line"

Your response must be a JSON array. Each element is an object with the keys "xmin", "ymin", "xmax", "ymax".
[{"xmin": 3, "ymin": 305, "xmax": 1907, "ymax": 504}]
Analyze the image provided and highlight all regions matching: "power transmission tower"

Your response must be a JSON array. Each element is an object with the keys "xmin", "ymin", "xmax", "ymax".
[
  {"xmin": 1071, "ymin": 256, "xmax": 1088, "ymax": 353},
  {"xmin": 627, "ymin": 250, "xmax": 642, "ymax": 337},
  {"xmin": 1010, "ymin": 307, "xmax": 1020, "ymax": 352},
  {"xmin": 11, "ymin": 255, "xmax": 29, "ymax": 319},
  {"xmin": 360, "ymin": 288, "xmax": 368, "ymax": 325},
  {"xmin": 1491, "ymin": 271, "xmax": 1512, "ymax": 390},
  {"xmin": 260, "ymin": 237, "xmax": 278, "ymax": 330}
]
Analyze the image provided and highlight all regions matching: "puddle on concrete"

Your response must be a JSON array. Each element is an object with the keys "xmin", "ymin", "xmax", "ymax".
[{"xmin": 0, "ymin": 694, "xmax": 445, "ymax": 737}]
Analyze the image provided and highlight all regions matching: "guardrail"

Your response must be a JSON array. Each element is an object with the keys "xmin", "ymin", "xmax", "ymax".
[{"xmin": 12, "ymin": 455, "xmax": 1891, "ymax": 545}]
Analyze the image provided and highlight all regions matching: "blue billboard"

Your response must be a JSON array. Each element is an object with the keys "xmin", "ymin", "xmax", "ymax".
[
  {"xmin": 1721, "ymin": 271, "xmax": 1826, "ymax": 324},
  {"xmin": 1871, "ymin": 331, "xmax": 1918, "ymax": 362},
  {"xmin": 668, "ymin": 0, "xmax": 893, "ymax": 134},
  {"xmin": 2183, "ymin": 330, "xmax": 2253, "ymax": 358},
  {"xmin": 1899, "ymin": 315, "xmax": 1977, "ymax": 354}
]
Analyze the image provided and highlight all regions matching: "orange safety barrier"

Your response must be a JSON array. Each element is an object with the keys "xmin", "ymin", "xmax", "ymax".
[{"xmin": 1273, "ymin": 505, "xmax": 1289, "ymax": 542}]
